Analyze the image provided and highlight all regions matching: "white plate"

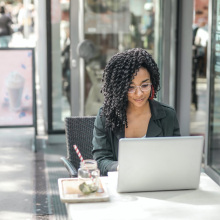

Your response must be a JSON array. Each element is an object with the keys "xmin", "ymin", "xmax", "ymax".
[{"xmin": 58, "ymin": 178, "xmax": 110, "ymax": 203}]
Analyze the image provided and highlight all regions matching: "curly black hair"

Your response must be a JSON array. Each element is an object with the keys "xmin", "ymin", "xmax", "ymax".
[{"xmin": 101, "ymin": 48, "xmax": 160, "ymax": 131}]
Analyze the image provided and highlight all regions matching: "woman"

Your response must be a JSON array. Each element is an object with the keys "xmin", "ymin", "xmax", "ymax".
[{"xmin": 92, "ymin": 48, "xmax": 180, "ymax": 176}]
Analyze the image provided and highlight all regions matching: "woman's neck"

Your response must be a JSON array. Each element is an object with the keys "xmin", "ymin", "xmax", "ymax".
[{"xmin": 127, "ymin": 100, "xmax": 151, "ymax": 116}]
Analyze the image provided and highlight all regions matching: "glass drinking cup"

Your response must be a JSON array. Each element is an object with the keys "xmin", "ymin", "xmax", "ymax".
[{"xmin": 78, "ymin": 159, "xmax": 100, "ymax": 193}]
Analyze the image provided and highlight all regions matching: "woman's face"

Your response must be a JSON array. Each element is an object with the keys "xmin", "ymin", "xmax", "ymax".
[{"xmin": 127, "ymin": 67, "xmax": 151, "ymax": 108}]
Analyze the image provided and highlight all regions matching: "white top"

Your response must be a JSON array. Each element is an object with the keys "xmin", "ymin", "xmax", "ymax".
[
  {"xmin": 66, "ymin": 172, "xmax": 220, "ymax": 220},
  {"xmin": 195, "ymin": 25, "xmax": 208, "ymax": 47}
]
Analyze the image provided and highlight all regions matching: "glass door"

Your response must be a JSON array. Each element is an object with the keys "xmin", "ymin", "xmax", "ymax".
[
  {"xmin": 47, "ymin": 0, "xmax": 71, "ymax": 132},
  {"xmin": 70, "ymin": 0, "xmax": 169, "ymax": 116},
  {"xmin": 47, "ymin": 0, "xmax": 177, "ymax": 133},
  {"xmin": 83, "ymin": 0, "xmax": 161, "ymax": 115},
  {"xmin": 205, "ymin": 0, "xmax": 220, "ymax": 181}
]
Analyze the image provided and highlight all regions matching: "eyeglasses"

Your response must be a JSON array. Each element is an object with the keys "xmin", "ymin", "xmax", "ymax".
[{"xmin": 128, "ymin": 83, "xmax": 152, "ymax": 93}]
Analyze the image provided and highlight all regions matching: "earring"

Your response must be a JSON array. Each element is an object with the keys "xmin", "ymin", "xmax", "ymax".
[{"xmin": 149, "ymin": 86, "xmax": 155, "ymax": 100}]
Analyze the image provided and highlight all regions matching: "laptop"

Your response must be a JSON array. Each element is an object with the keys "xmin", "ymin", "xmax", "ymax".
[{"xmin": 117, "ymin": 136, "xmax": 204, "ymax": 193}]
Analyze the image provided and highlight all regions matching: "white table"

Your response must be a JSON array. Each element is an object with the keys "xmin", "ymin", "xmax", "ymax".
[{"xmin": 66, "ymin": 172, "xmax": 220, "ymax": 220}]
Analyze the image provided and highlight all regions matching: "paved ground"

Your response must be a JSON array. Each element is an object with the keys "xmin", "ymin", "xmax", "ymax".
[
  {"xmin": 0, "ymin": 128, "xmax": 35, "ymax": 220},
  {"xmin": 0, "ymin": 128, "xmax": 68, "ymax": 220}
]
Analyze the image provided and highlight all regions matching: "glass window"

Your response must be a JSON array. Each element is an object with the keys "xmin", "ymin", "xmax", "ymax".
[
  {"xmin": 190, "ymin": 0, "xmax": 209, "ymax": 136},
  {"xmin": 49, "ymin": 0, "xmax": 165, "ymax": 131},
  {"xmin": 83, "ymin": 0, "xmax": 163, "ymax": 115},
  {"xmin": 50, "ymin": 0, "xmax": 71, "ymax": 130},
  {"xmin": 207, "ymin": 0, "xmax": 220, "ymax": 175}
]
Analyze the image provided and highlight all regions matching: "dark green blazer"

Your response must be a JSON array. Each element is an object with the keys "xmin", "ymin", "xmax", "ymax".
[{"xmin": 92, "ymin": 99, "xmax": 181, "ymax": 176}]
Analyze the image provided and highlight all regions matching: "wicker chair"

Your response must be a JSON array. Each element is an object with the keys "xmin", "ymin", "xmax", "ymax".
[{"xmin": 61, "ymin": 116, "xmax": 96, "ymax": 177}]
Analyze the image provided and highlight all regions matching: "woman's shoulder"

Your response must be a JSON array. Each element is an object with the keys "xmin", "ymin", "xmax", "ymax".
[
  {"xmin": 158, "ymin": 101, "xmax": 176, "ymax": 112},
  {"xmin": 95, "ymin": 107, "xmax": 106, "ymax": 123},
  {"xmin": 151, "ymin": 99, "xmax": 175, "ymax": 109},
  {"xmin": 150, "ymin": 99, "xmax": 177, "ymax": 118},
  {"xmin": 97, "ymin": 107, "xmax": 104, "ymax": 117}
]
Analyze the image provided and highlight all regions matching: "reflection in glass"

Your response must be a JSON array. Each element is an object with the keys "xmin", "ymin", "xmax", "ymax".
[
  {"xmin": 189, "ymin": 0, "xmax": 210, "ymax": 171},
  {"xmin": 1, "ymin": 1, "xmax": 36, "ymax": 48},
  {"xmin": 208, "ymin": 0, "xmax": 220, "ymax": 175},
  {"xmin": 50, "ymin": 0, "xmax": 162, "ymax": 130},
  {"xmin": 83, "ymin": 0, "xmax": 161, "ymax": 115},
  {"xmin": 51, "ymin": 0, "xmax": 71, "ymax": 130}
]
